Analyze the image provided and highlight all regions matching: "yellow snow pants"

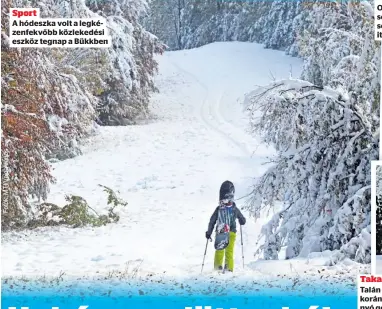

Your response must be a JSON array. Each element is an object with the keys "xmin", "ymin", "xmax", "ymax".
[{"xmin": 214, "ymin": 231, "xmax": 236, "ymax": 271}]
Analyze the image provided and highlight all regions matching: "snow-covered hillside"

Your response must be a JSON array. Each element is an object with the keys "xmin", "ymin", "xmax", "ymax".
[{"xmin": 2, "ymin": 43, "xmax": 368, "ymax": 286}]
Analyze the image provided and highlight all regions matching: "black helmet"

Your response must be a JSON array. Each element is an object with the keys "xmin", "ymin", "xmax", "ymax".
[{"xmin": 219, "ymin": 180, "xmax": 235, "ymax": 201}]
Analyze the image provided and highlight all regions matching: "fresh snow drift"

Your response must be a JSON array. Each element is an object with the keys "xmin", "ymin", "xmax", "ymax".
[{"xmin": 2, "ymin": 42, "xmax": 366, "ymax": 283}]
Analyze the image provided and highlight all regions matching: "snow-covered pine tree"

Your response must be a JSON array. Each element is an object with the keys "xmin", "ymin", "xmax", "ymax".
[
  {"xmin": 244, "ymin": 77, "xmax": 378, "ymax": 264},
  {"xmin": 144, "ymin": 0, "xmax": 301, "ymax": 51},
  {"xmin": 144, "ymin": 0, "xmax": 246, "ymax": 50},
  {"xmin": 144, "ymin": 0, "xmax": 186, "ymax": 50},
  {"xmin": 87, "ymin": 0, "xmax": 165, "ymax": 125}
]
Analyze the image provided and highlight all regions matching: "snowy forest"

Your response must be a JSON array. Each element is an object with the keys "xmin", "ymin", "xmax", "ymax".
[
  {"xmin": 1, "ymin": 0, "xmax": 380, "ymax": 266},
  {"xmin": 144, "ymin": 0, "xmax": 380, "ymax": 264},
  {"xmin": 1, "ymin": 0, "xmax": 165, "ymax": 230}
]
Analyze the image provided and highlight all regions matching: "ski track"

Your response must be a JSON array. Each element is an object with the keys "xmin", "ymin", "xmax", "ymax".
[{"xmin": 2, "ymin": 42, "xmax": 366, "ymax": 288}]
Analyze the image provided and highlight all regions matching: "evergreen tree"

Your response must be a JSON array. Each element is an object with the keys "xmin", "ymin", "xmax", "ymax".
[{"xmin": 244, "ymin": 78, "xmax": 377, "ymax": 263}]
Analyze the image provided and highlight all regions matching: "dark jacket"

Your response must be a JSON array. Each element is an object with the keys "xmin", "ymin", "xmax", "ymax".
[{"xmin": 207, "ymin": 202, "xmax": 246, "ymax": 235}]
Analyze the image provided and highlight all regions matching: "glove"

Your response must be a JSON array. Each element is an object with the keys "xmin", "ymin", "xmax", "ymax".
[{"xmin": 205, "ymin": 231, "xmax": 211, "ymax": 239}]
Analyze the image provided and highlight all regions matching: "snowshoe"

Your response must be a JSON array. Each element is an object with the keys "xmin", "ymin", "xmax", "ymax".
[
  {"xmin": 215, "ymin": 266, "xmax": 224, "ymax": 274},
  {"xmin": 224, "ymin": 265, "xmax": 232, "ymax": 273}
]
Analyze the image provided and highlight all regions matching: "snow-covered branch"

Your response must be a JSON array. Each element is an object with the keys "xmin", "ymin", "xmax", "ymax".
[{"xmin": 244, "ymin": 77, "xmax": 378, "ymax": 263}]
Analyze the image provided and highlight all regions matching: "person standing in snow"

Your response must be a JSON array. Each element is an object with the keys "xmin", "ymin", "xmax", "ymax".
[{"xmin": 205, "ymin": 180, "xmax": 246, "ymax": 272}]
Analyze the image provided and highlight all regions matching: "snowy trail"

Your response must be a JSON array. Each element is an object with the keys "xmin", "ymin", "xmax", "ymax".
[{"xmin": 3, "ymin": 42, "xmax": 362, "ymax": 283}]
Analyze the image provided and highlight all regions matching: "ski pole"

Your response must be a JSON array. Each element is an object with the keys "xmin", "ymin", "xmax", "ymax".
[
  {"xmin": 201, "ymin": 238, "xmax": 211, "ymax": 273},
  {"xmin": 240, "ymin": 225, "xmax": 244, "ymax": 268}
]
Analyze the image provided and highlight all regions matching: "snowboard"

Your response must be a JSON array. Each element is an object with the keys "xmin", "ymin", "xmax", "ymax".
[{"xmin": 214, "ymin": 231, "xmax": 229, "ymax": 250}]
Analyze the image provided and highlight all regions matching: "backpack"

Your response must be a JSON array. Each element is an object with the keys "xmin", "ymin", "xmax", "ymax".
[{"xmin": 214, "ymin": 205, "xmax": 234, "ymax": 250}]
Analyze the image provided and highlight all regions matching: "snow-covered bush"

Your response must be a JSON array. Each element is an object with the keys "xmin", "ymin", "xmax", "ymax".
[
  {"xmin": 244, "ymin": 79, "xmax": 378, "ymax": 263},
  {"xmin": 29, "ymin": 185, "xmax": 128, "ymax": 228}
]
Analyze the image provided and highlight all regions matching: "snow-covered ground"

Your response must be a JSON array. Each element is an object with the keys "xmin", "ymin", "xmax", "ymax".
[
  {"xmin": 377, "ymin": 255, "xmax": 382, "ymax": 273},
  {"xmin": 2, "ymin": 43, "xmax": 368, "ymax": 290}
]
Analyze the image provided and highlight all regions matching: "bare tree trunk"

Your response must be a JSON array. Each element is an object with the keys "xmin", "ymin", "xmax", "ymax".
[{"xmin": 177, "ymin": 0, "xmax": 182, "ymax": 49}]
